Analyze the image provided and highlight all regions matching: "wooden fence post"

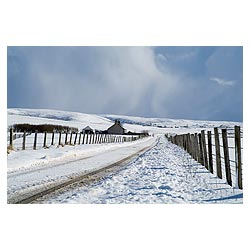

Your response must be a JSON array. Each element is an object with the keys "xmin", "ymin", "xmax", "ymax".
[
  {"xmin": 214, "ymin": 128, "xmax": 222, "ymax": 179},
  {"xmin": 235, "ymin": 126, "xmax": 242, "ymax": 189},
  {"xmin": 82, "ymin": 133, "xmax": 85, "ymax": 144},
  {"xmin": 201, "ymin": 130, "xmax": 208, "ymax": 170},
  {"xmin": 194, "ymin": 133, "xmax": 200, "ymax": 162},
  {"xmin": 222, "ymin": 129, "xmax": 232, "ymax": 186},
  {"xmin": 183, "ymin": 134, "xmax": 187, "ymax": 151},
  {"xmin": 70, "ymin": 132, "xmax": 73, "ymax": 145},
  {"xmin": 74, "ymin": 133, "xmax": 78, "ymax": 145},
  {"xmin": 198, "ymin": 133, "xmax": 204, "ymax": 165},
  {"xmin": 43, "ymin": 131, "xmax": 47, "ymax": 148},
  {"xmin": 33, "ymin": 130, "xmax": 38, "ymax": 150},
  {"xmin": 207, "ymin": 131, "xmax": 213, "ymax": 174},
  {"xmin": 94, "ymin": 134, "xmax": 98, "ymax": 144},
  {"xmin": 58, "ymin": 132, "xmax": 62, "ymax": 146},
  {"xmin": 193, "ymin": 134, "xmax": 198, "ymax": 160},
  {"xmin": 22, "ymin": 130, "xmax": 26, "ymax": 150},
  {"xmin": 78, "ymin": 133, "xmax": 82, "ymax": 145},
  {"xmin": 187, "ymin": 133, "xmax": 191, "ymax": 155},
  {"xmin": 64, "ymin": 132, "xmax": 67, "ymax": 145},
  {"xmin": 9, "ymin": 128, "xmax": 13, "ymax": 150},
  {"xmin": 190, "ymin": 134, "xmax": 194, "ymax": 158},
  {"xmin": 52, "ymin": 131, "xmax": 55, "ymax": 145},
  {"xmin": 186, "ymin": 134, "xmax": 189, "ymax": 151},
  {"xmin": 176, "ymin": 135, "xmax": 179, "ymax": 146},
  {"xmin": 183, "ymin": 134, "xmax": 186, "ymax": 149}
]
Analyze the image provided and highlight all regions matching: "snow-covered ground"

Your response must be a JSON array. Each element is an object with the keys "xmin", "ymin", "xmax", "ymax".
[
  {"xmin": 8, "ymin": 136, "xmax": 155, "ymax": 201},
  {"xmin": 8, "ymin": 108, "xmax": 242, "ymax": 135},
  {"xmin": 36, "ymin": 136, "xmax": 243, "ymax": 204},
  {"xmin": 7, "ymin": 108, "xmax": 243, "ymax": 203},
  {"xmin": 8, "ymin": 108, "xmax": 113, "ymax": 132}
]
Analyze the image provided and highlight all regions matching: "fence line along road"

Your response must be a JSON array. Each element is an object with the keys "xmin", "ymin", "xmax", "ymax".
[
  {"xmin": 166, "ymin": 126, "xmax": 243, "ymax": 190},
  {"xmin": 7, "ymin": 128, "xmax": 149, "ymax": 152}
]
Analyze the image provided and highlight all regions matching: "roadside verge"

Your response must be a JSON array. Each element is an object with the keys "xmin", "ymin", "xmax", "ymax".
[{"xmin": 8, "ymin": 137, "xmax": 158, "ymax": 204}]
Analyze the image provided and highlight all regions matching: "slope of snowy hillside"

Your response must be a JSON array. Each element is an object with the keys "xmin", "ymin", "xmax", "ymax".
[
  {"xmin": 104, "ymin": 114, "xmax": 242, "ymax": 129},
  {"xmin": 8, "ymin": 108, "xmax": 243, "ymax": 136},
  {"xmin": 8, "ymin": 108, "xmax": 113, "ymax": 131}
]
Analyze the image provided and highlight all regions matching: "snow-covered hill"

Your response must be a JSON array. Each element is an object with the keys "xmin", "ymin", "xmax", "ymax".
[
  {"xmin": 8, "ymin": 108, "xmax": 113, "ymax": 132},
  {"xmin": 104, "ymin": 114, "xmax": 242, "ymax": 129},
  {"xmin": 8, "ymin": 108, "xmax": 242, "ymax": 135}
]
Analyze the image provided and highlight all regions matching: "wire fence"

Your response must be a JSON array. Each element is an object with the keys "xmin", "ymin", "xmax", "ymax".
[
  {"xmin": 7, "ymin": 128, "xmax": 148, "ymax": 152},
  {"xmin": 166, "ymin": 126, "xmax": 243, "ymax": 190}
]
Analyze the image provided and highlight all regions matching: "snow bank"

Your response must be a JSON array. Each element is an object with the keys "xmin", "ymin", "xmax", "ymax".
[{"xmin": 8, "ymin": 136, "xmax": 155, "ymax": 173}]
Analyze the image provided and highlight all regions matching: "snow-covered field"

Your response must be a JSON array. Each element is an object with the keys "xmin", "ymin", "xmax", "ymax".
[
  {"xmin": 8, "ymin": 108, "xmax": 242, "ymax": 135},
  {"xmin": 8, "ymin": 108, "xmax": 113, "ymax": 132},
  {"xmin": 36, "ymin": 136, "xmax": 243, "ymax": 204},
  {"xmin": 8, "ymin": 136, "xmax": 156, "ymax": 203},
  {"xmin": 7, "ymin": 108, "xmax": 243, "ymax": 203}
]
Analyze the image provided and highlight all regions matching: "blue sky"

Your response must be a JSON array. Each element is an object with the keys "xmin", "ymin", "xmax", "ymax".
[{"xmin": 7, "ymin": 46, "xmax": 243, "ymax": 121}]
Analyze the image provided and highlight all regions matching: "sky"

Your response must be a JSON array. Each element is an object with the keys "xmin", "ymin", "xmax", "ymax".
[{"xmin": 7, "ymin": 46, "xmax": 243, "ymax": 122}]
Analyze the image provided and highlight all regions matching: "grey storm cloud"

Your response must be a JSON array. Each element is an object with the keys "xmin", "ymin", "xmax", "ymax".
[{"xmin": 7, "ymin": 46, "xmax": 243, "ymax": 121}]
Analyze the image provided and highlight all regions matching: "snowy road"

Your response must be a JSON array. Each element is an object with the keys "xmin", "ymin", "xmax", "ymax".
[
  {"xmin": 7, "ymin": 137, "xmax": 156, "ymax": 203},
  {"xmin": 36, "ymin": 135, "xmax": 243, "ymax": 204}
]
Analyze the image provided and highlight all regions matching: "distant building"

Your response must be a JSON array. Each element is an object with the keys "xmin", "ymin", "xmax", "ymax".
[
  {"xmin": 107, "ymin": 120, "xmax": 125, "ymax": 135},
  {"xmin": 82, "ymin": 126, "xmax": 94, "ymax": 134}
]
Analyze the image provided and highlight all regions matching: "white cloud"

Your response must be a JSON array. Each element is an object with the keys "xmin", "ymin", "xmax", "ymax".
[
  {"xmin": 16, "ymin": 47, "xmax": 179, "ymax": 117},
  {"xmin": 210, "ymin": 77, "xmax": 236, "ymax": 86},
  {"xmin": 9, "ymin": 46, "xmax": 242, "ymax": 121}
]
